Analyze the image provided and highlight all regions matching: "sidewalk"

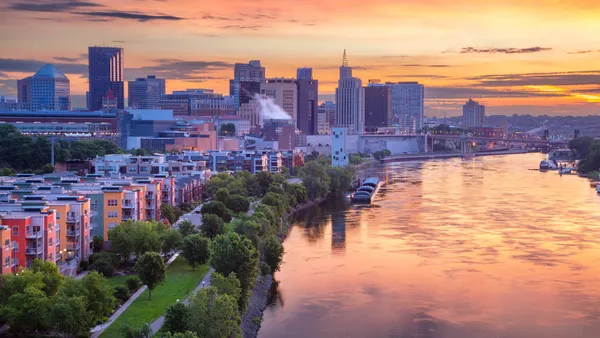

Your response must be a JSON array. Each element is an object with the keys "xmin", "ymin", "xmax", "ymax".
[
  {"xmin": 149, "ymin": 267, "xmax": 215, "ymax": 334},
  {"xmin": 90, "ymin": 252, "xmax": 181, "ymax": 338}
]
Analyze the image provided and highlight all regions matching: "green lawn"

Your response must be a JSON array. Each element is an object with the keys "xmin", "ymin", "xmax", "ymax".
[
  {"xmin": 106, "ymin": 274, "xmax": 135, "ymax": 288},
  {"xmin": 100, "ymin": 256, "xmax": 209, "ymax": 337}
]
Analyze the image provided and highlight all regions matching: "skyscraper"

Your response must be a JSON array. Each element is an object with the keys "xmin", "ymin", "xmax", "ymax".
[
  {"xmin": 230, "ymin": 60, "xmax": 265, "ymax": 111},
  {"xmin": 128, "ymin": 75, "xmax": 166, "ymax": 109},
  {"xmin": 261, "ymin": 78, "xmax": 297, "ymax": 120},
  {"xmin": 364, "ymin": 84, "xmax": 392, "ymax": 131},
  {"xmin": 88, "ymin": 46, "xmax": 124, "ymax": 111},
  {"xmin": 297, "ymin": 68, "xmax": 313, "ymax": 80},
  {"xmin": 18, "ymin": 64, "xmax": 70, "ymax": 111},
  {"xmin": 297, "ymin": 77, "xmax": 319, "ymax": 134},
  {"xmin": 387, "ymin": 82, "xmax": 424, "ymax": 132},
  {"xmin": 463, "ymin": 98, "xmax": 485, "ymax": 127},
  {"xmin": 335, "ymin": 51, "xmax": 364, "ymax": 135}
]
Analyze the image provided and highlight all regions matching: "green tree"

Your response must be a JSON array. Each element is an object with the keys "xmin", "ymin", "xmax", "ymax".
[
  {"xmin": 135, "ymin": 252, "xmax": 166, "ymax": 300},
  {"xmin": 281, "ymin": 165, "xmax": 290, "ymax": 178},
  {"xmin": 327, "ymin": 166, "xmax": 355, "ymax": 197},
  {"xmin": 233, "ymin": 219, "xmax": 262, "ymax": 249},
  {"xmin": 254, "ymin": 171, "xmax": 274, "ymax": 196},
  {"xmin": 219, "ymin": 123, "xmax": 236, "ymax": 136},
  {"xmin": 4, "ymin": 286, "xmax": 50, "ymax": 333},
  {"xmin": 78, "ymin": 271, "xmax": 116, "ymax": 322},
  {"xmin": 569, "ymin": 136, "xmax": 595, "ymax": 158},
  {"xmin": 161, "ymin": 204, "xmax": 177, "ymax": 225},
  {"xmin": 187, "ymin": 287, "xmax": 242, "ymax": 338},
  {"xmin": 349, "ymin": 153, "xmax": 363, "ymax": 165},
  {"xmin": 165, "ymin": 332, "xmax": 199, "ymax": 338},
  {"xmin": 93, "ymin": 235, "xmax": 104, "ymax": 253},
  {"xmin": 162, "ymin": 229, "xmax": 183, "ymax": 255},
  {"xmin": 164, "ymin": 302, "xmax": 190, "ymax": 334},
  {"xmin": 108, "ymin": 224, "xmax": 134, "ymax": 264},
  {"xmin": 215, "ymin": 187, "xmax": 230, "ymax": 205},
  {"xmin": 50, "ymin": 295, "xmax": 92, "ymax": 338},
  {"xmin": 262, "ymin": 192, "xmax": 289, "ymax": 217},
  {"xmin": 178, "ymin": 219, "xmax": 197, "ymax": 237},
  {"xmin": 123, "ymin": 323, "xmax": 153, "ymax": 338},
  {"xmin": 182, "ymin": 234, "xmax": 211, "ymax": 270},
  {"xmin": 201, "ymin": 214, "xmax": 225, "ymax": 239},
  {"xmin": 291, "ymin": 184, "xmax": 308, "ymax": 204},
  {"xmin": 211, "ymin": 272, "xmax": 242, "ymax": 302},
  {"xmin": 201, "ymin": 201, "xmax": 232, "ymax": 222},
  {"xmin": 264, "ymin": 235, "xmax": 285, "ymax": 273},
  {"xmin": 29, "ymin": 259, "xmax": 63, "ymax": 296},
  {"xmin": 0, "ymin": 167, "xmax": 15, "ymax": 176},
  {"xmin": 299, "ymin": 161, "xmax": 330, "ymax": 200},
  {"xmin": 226, "ymin": 195, "xmax": 251, "ymax": 214}
]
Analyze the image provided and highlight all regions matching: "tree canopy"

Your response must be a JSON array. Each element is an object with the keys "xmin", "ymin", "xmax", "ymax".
[{"xmin": 135, "ymin": 252, "xmax": 166, "ymax": 300}]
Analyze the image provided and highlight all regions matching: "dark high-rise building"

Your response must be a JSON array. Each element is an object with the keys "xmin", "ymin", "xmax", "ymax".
[
  {"xmin": 88, "ymin": 46, "xmax": 124, "ymax": 111},
  {"xmin": 128, "ymin": 75, "xmax": 166, "ymax": 109},
  {"xmin": 462, "ymin": 98, "xmax": 485, "ymax": 127},
  {"xmin": 17, "ymin": 77, "xmax": 31, "ymax": 110},
  {"xmin": 364, "ymin": 85, "xmax": 392, "ymax": 131},
  {"xmin": 297, "ymin": 68, "xmax": 313, "ymax": 80},
  {"xmin": 296, "ymin": 78, "xmax": 319, "ymax": 134},
  {"xmin": 230, "ymin": 60, "xmax": 265, "ymax": 111}
]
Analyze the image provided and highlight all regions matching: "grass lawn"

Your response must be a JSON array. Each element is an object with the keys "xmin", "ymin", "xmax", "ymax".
[
  {"xmin": 106, "ymin": 274, "xmax": 135, "ymax": 288},
  {"xmin": 100, "ymin": 256, "xmax": 209, "ymax": 337}
]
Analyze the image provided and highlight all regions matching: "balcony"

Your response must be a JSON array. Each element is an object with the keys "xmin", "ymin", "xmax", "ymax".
[
  {"xmin": 122, "ymin": 216, "xmax": 133, "ymax": 221},
  {"xmin": 26, "ymin": 246, "xmax": 43, "ymax": 255},
  {"xmin": 67, "ymin": 229, "xmax": 81, "ymax": 237},
  {"xmin": 122, "ymin": 203, "xmax": 135, "ymax": 209},
  {"xmin": 146, "ymin": 193, "xmax": 155, "ymax": 200},
  {"xmin": 55, "ymin": 252, "xmax": 62, "ymax": 261},
  {"xmin": 26, "ymin": 231, "xmax": 43, "ymax": 239},
  {"xmin": 67, "ymin": 215, "xmax": 79, "ymax": 224},
  {"xmin": 12, "ymin": 258, "xmax": 19, "ymax": 267},
  {"xmin": 66, "ymin": 243, "xmax": 81, "ymax": 251},
  {"xmin": 55, "ymin": 238, "xmax": 61, "ymax": 246}
]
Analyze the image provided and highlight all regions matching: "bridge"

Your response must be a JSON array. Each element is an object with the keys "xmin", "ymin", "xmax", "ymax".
[{"xmin": 428, "ymin": 134, "xmax": 569, "ymax": 146}]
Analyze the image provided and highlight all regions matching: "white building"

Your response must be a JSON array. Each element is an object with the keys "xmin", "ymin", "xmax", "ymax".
[
  {"xmin": 462, "ymin": 98, "xmax": 485, "ymax": 127},
  {"xmin": 261, "ymin": 78, "xmax": 298, "ymax": 122},
  {"xmin": 331, "ymin": 127, "xmax": 348, "ymax": 167},
  {"xmin": 335, "ymin": 77, "xmax": 364, "ymax": 135},
  {"xmin": 388, "ymin": 82, "xmax": 424, "ymax": 133}
]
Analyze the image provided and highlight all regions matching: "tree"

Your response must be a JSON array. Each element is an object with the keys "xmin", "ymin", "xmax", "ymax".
[
  {"xmin": 201, "ymin": 201, "xmax": 232, "ymax": 222},
  {"xmin": 299, "ymin": 161, "xmax": 330, "ymax": 200},
  {"xmin": 78, "ymin": 271, "xmax": 116, "ymax": 322},
  {"xmin": 93, "ymin": 235, "xmax": 104, "ymax": 253},
  {"xmin": 90, "ymin": 259, "xmax": 115, "ymax": 277},
  {"xmin": 327, "ymin": 166, "xmax": 355, "ymax": 197},
  {"xmin": 187, "ymin": 287, "xmax": 242, "ymax": 338},
  {"xmin": 50, "ymin": 295, "xmax": 92, "ymax": 338},
  {"xmin": 349, "ymin": 153, "xmax": 363, "ymax": 165},
  {"xmin": 255, "ymin": 171, "xmax": 274, "ymax": 196},
  {"xmin": 164, "ymin": 302, "xmax": 190, "ymax": 334},
  {"xmin": 211, "ymin": 272, "xmax": 242, "ymax": 302},
  {"xmin": 281, "ymin": 165, "xmax": 290, "ymax": 178},
  {"xmin": 30, "ymin": 259, "xmax": 63, "ymax": 296},
  {"xmin": 162, "ymin": 229, "xmax": 183, "ymax": 255},
  {"xmin": 264, "ymin": 235, "xmax": 285, "ymax": 273},
  {"xmin": 215, "ymin": 188, "xmax": 230, "ymax": 205},
  {"xmin": 211, "ymin": 232, "xmax": 259, "ymax": 304},
  {"xmin": 4, "ymin": 286, "xmax": 50, "ymax": 333},
  {"xmin": 123, "ymin": 323, "xmax": 153, "ymax": 338},
  {"xmin": 291, "ymin": 184, "xmax": 308, "ymax": 205},
  {"xmin": 165, "ymin": 332, "xmax": 199, "ymax": 338},
  {"xmin": 161, "ymin": 204, "xmax": 177, "ymax": 225},
  {"xmin": 178, "ymin": 220, "xmax": 197, "ymax": 237},
  {"xmin": 135, "ymin": 252, "xmax": 166, "ymax": 300},
  {"xmin": 226, "ymin": 194, "xmax": 251, "ymax": 214},
  {"xmin": 108, "ymin": 224, "xmax": 134, "ymax": 264},
  {"xmin": 182, "ymin": 234, "xmax": 211, "ymax": 270},
  {"xmin": 201, "ymin": 214, "xmax": 225, "ymax": 239},
  {"xmin": 569, "ymin": 136, "xmax": 594, "ymax": 158},
  {"xmin": 233, "ymin": 219, "xmax": 261, "ymax": 249},
  {"xmin": 219, "ymin": 123, "xmax": 236, "ymax": 136},
  {"xmin": 37, "ymin": 163, "xmax": 55, "ymax": 174}
]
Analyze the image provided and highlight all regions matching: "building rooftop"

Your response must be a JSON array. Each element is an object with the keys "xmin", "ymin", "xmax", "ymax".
[{"xmin": 32, "ymin": 64, "xmax": 68, "ymax": 80}]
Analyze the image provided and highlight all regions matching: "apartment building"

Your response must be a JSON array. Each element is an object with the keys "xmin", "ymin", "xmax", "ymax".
[{"xmin": 1, "ymin": 225, "xmax": 14, "ymax": 275}]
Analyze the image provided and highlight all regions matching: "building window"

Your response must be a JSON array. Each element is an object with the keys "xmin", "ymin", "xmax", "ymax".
[
  {"xmin": 107, "ymin": 199, "xmax": 118, "ymax": 206},
  {"xmin": 140, "ymin": 167, "xmax": 149, "ymax": 172},
  {"xmin": 4, "ymin": 257, "xmax": 8, "ymax": 267},
  {"xmin": 108, "ymin": 211, "xmax": 118, "ymax": 218},
  {"xmin": 49, "ymin": 238, "xmax": 53, "ymax": 246},
  {"xmin": 108, "ymin": 223, "xmax": 118, "ymax": 230},
  {"xmin": 49, "ymin": 253, "xmax": 53, "ymax": 261},
  {"xmin": 91, "ymin": 200, "xmax": 98, "ymax": 207},
  {"xmin": 3, "ymin": 239, "xmax": 8, "ymax": 247},
  {"xmin": 12, "ymin": 227, "xmax": 18, "ymax": 236},
  {"xmin": 56, "ymin": 211, "xmax": 61, "ymax": 219}
]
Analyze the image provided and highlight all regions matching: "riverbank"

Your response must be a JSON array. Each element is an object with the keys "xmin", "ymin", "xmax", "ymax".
[{"xmin": 382, "ymin": 148, "xmax": 530, "ymax": 163}]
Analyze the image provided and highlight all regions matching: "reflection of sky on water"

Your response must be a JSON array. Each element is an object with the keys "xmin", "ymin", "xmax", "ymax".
[{"xmin": 261, "ymin": 154, "xmax": 600, "ymax": 338}]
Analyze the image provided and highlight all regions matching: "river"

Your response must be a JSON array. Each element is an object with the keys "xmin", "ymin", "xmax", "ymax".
[{"xmin": 259, "ymin": 153, "xmax": 600, "ymax": 338}]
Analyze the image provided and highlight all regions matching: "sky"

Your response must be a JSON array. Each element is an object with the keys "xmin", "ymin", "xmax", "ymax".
[{"xmin": 1, "ymin": 0, "xmax": 600, "ymax": 116}]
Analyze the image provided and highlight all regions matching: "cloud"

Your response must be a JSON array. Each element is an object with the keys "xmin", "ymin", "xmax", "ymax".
[
  {"xmin": 126, "ymin": 59, "xmax": 234, "ymax": 81},
  {"xmin": 425, "ymin": 86, "xmax": 568, "ymax": 99},
  {"xmin": 387, "ymin": 74, "xmax": 449, "ymax": 79},
  {"xmin": 9, "ymin": 0, "xmax": 102, "ymax": 12},
  {"xmin": 0, "ymin": 58, "xmax": 87, "ymax": 75},
  {"xmin": 53, "ymin": 56, "xmax": 84, "ymax": 62},
  {"xmin": 567, "ymin": 50, "xmax": 594, "ymax": 54},
  {"xmin": 402, "ymin": 64, "xmax": 451, "ymax": 68},
  {"xmin": 460, "ymin": 46, "xmax": 552, "ymax": 54},
  {"xmin": 202, "ymin": 14, "xmax": 242, "ymax": 21},
  {"xmin": 74, "ymin": 11, "xmax": 184, "ymax": 21},
  {"xmin": 0, "ymin": 72, "xmax": 8, "ymax": 78},
  {"xmin": 221, "ymin": 25, "xmax": 263, "ymax": 30},
  {"xmin": 467, "ymin": 70, "xmax": 600, "ymax": 87}
]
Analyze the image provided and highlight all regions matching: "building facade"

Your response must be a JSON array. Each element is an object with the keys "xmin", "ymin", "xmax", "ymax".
[
  {"xmin": 296, "ymin": 78, "xmax": 319, "ymax": 135},
  {"xmin": 18, "ymin": 64, "xmax": 70, "ymax": 111},
  {"xmin": 88, "ymin": 46, "xmax": 124, "ymax": 111},
  {"xmin": 230, "ymin": 61, "xmax": 265, "ymax": 111},
  {"xmin": 297, "ymin": 68, "xmax": 313, "ymax": 80},
  {"xmin": 335, "ymin": 77, "xmax": 364, "ymax": 135},
  {"xmin": 128, "ymin": 75, "xmax": 166, "ymax": 109},
  {"xmin": 387, "ymin": 82, "xmax": 424, "ymax": 132},
  {"xmin": 364, "ymin": 84, "xmax": 392, "ymax": 131},
  {"xmin": 332, "ymin": 127, "xmax": 348, "ymax": 167},
  {"xmin": 463, "ymin": 98, "xmax": 485, "ymax": 127},
  {"xmin": 261, "ymin": 78, "xmax": 298, "ymax": 121}
]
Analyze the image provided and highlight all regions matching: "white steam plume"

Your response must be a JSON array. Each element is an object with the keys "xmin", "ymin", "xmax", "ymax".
[{"xmin": 254, "ymin": 94, "xmax": 292, "ymax": 120}]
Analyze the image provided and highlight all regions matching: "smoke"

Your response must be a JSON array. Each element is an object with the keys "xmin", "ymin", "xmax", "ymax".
[{"xmin": 253, "ymin": 94, "xmax": 292, "ymax": 120}]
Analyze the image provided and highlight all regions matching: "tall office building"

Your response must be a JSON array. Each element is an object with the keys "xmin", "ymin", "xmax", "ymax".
[
  {"xmin": 463, "ymin": 98, "xmax": 485, "ymax": 127},
  {"xmin": 88, "ymin": 46, "xmax": 124, "ymax": 111},
  {"xmin": 297, "ymin": 68, "xmax": 313, "ymax": 80},
  {"xmin": 335, "ymin": 51, "xmax": 364, "ymax": 135},
  {"xmin": 261, "ymin": 78, "xmax": 298, "ymax": 120},
  {"xmin": 386, "ymin": 82, "xmax": 424, "ymax": 132},
  {"xmin": 364, "ymin": 84, "xmax": 392, "ymax": 131},
  {"xmin": 18, "ymin": 64, "xmax": 70, "ymax": 111},
  {"xmin": 230, "ymin": 60, "xmax": 265, "ymax": 111},
  {"xmin": 128, "ymin": 75, "xmax": 166, "ymax": 109},
  {"xmin": 296, "ymin": 77, "xmax": 319, "ymax": 134}
]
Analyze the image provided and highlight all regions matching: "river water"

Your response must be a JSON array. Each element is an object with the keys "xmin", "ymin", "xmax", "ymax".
[{"xmin": 259, "ymin": 154, "xmax": 600, "ymax": 338}]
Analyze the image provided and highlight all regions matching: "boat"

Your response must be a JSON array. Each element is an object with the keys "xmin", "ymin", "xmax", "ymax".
[
  {"xmin": 351, "ymin": 177, "xmax": 380, "ymax": 204},
  {"xmin": 539, "ymin": 160, "xmax": 552, "ymax": 171},
  {"xmin": 559, "ymin": 167, "xmax": 574, "ymax": 175},
  {"xmin": 596, "ymin": 185, "xmax": 600, "ymax": 194}
]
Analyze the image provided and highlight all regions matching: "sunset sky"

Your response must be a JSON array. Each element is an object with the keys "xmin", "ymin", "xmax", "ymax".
[{"xmin": 1, "ymin": 0, "xmax": 600, "ymax": 116}]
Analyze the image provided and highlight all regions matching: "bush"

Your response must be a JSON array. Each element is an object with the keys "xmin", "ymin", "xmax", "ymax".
[
  {"xmin": 79, "ymin": 260, "xmax": 89, "ymax": 271},
  {"xmin": 200, "ymin": 201, "xmax": 232, "ymax": 222},
  {"xmin": 90, "ymin": 259, "xmax": 114, "ymax": 277},
  {"xmin": 126, "ymin": 276, "xmax": 142, "ymax": 292},
  {"xmin": 90, "ymin": 252, "xmax": 118, "ymax": 266},
  {"xmin": 164, "ymin": 302, "xmax": 190, "ymax": 334},
  {"xmin": 114, "ymin": 285, "xmax": 131, "ymax": 302},
  {"xmin": 260, "ymin": 262, "xmax": 271, "ymax": 276}
]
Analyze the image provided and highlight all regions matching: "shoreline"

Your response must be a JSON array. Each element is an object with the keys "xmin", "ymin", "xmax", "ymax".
[{"xmin": 382, "ymin": 149, "xmax": 530, "ymax": 163}]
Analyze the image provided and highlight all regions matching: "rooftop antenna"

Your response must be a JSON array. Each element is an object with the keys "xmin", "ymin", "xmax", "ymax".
[{"xmin": 342, "ymin": 49, "xmax": 348, "ymax": 67}]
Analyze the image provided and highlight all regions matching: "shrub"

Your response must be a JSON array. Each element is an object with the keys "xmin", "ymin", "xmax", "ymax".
[
  {"xmin": 90, "ymin": 259, "xmax": 114, "ymax": 277},
  {"xmin": 125, "ymin": 276, "xmax": 142, "ymax": 292},
  {"xmin": 114, "ymin": 285, "xmax": 131, "ymax": 302},
  {"xmin": 260, "ymin": 262, "xmax": 271, "ymax": 276},
  {"xmin": 164, "ymin": 302, "xmax": 189, "ymax": 334}
]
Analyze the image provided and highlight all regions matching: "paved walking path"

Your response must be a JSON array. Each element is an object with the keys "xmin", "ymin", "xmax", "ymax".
[
  {"xmin": 149, "ymin": 267, "xmax": 215, "ymax": 334},
  {"xmin": 90, "ymin": 252, "xmax": 181, "ymax": 338}
]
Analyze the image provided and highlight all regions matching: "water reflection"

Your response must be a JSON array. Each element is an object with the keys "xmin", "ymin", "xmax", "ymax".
[{"xmin": 260, "ymin": 154, "xmax": 600, "ymax": 338}]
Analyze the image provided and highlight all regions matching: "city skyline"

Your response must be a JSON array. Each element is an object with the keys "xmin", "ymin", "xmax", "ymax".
[{"xmin": 1, "ymin": 0, "xmax": 600, "ymax": 116}]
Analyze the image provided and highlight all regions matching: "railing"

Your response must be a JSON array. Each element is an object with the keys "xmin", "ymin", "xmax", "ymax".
[
  {"xmin": 55, "ymin": 253, "xmax": 62, "ymax": 261},
  {"xmin": 55, "ymin": 238, "xmax": 61, "ymax": 246},
  {"xmin": 11, "ymin": 242, "xmax": 18, "ymax": 250},
  {"xmin": 67, "ymin": 243, "xmax": 81, "ymax": 251},
  {"xmin": 122, "ymin": 216, "xmax": 133, "ymax": 221},
  {"xmin": 67, "ymin": 229, "xmax": 81, "ymax": 237},
  {"xmin": 26, "ymin": 247, "xmax": 42, "ymax": 255},
  {"xmin": 67, "ymin": 215, "xmax": 79, "ymax": 223},
  {"xmin": 26, "ymin": 231, "xmax": 43, "ymax": 239},
  {"xmin": 12, "ymin": 258, "xmax": 19, "ymax": 267},
  {"xmin": 122, "ymin": 202, "xmax": 134, "ymax": 209}
]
